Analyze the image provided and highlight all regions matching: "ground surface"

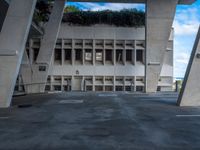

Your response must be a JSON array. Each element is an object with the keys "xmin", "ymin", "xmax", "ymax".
[{"xmin": 1, "ymin": 92, "xmax": 200, "ymax": 150}]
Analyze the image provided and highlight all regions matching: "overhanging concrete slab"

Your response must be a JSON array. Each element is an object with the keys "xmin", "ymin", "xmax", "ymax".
[{"xmin": 68, "ymin": 0, "xmax": 196, "ymax": 5}]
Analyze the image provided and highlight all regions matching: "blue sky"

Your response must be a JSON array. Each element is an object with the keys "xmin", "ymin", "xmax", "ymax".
[{"xmin": 66, "ymin": 1, "xmax": 200, "ymax": 78}]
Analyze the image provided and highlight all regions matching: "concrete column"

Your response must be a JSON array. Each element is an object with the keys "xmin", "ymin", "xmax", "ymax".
[
  {"xmin": 23, "ymin": 0, "xmax": 65, "ymax": 93},
  {"xmin": 92, "ymin": 39, "xmax": 95, "ymax": 65},
  {"xmin": 145, "ymin": 0, "xmax": 178, "ymax": 93},
  {"xmin": 0, "ymin": 0, "xmax": 36, "ymax": 107},
  {"xmin": 0, "ymin": 0, "xmax": 9, "ymax": 32},
  {"xmin": 178, "ymin": 26, "xmax": 200, "ymax": 106},
  {"xmin": 62, "ymin": 39, "xmax": 64, "ymax": 66},
  {"xmin": 123, "ymin": 49, "xmax": 126, "ymax": 65},
  {"xmin": 72, "ymin": 40, "xmax": 75, "ymax": 66},
  {"xmin": 113, "ymin": 40, "xmax": 116, "ymax": 65}
]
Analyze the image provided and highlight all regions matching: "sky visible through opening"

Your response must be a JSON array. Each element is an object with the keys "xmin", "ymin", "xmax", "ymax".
[{"xmin": 66, "ymin": 1, "xmax": 200, "ymax": 78}]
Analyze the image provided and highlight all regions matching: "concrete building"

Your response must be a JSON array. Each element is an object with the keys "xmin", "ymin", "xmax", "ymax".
[
  {"xmin": 16, "ymin": 24, "xmax": 174, "ymax": 92},
  {"xmin": 0, "ymin": 0, "xmax": 196, "ymax": 107}
]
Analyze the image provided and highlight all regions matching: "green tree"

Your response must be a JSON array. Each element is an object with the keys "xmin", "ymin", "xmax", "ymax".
[{"xmin": 64, "ymin": 6, "xmax": 80, "ymax": 13}]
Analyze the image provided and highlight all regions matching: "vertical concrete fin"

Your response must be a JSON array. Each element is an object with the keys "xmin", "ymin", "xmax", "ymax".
[
  {"xmin": 178, "ymin": 26, "xmax": 200, "ymax": 106},
  {"xmin": 0, "ymin": 0, "xmax": 36, "ymax": 107},
  {"xmin": 145, "ymin": 0, "xmax": 178, "ymax": 93},
  {"xmin": 26, "ymin": 0, "xmax": 65, "ymax": 93}
]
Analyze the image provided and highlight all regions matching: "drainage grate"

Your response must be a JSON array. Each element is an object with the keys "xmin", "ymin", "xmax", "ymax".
[{"xmin": 58, "ymin": 100, "xmax": 84, "ymax": 104}]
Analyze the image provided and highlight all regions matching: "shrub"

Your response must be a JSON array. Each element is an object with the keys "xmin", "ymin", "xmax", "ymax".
[{"xmin": 62, "ymin": 8, "xmax": 145, "ymax": 27}]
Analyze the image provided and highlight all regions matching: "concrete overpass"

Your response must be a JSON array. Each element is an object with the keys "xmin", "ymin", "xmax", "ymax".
[{"xmin": 0, "ymin": 0, "xmax": 197, "ymax": 107}]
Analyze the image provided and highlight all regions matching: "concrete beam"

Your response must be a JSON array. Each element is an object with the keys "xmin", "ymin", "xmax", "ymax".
[
  {"xmin": 177, "ymin": 26, "xmax": 200, "ymax": 106},
  {"xmin": 145, "ymin": 0, "xmax": 178, "ymax": 93},
  {"xmin": 67, "ymin": 0, "xmax": 195, "ymax": 5},
  {"xmin": 21, "ymin": 0, "xmax": 65, "ymax": 93},
  {"xmin": 0, "ymin": 0, "xmax": 36, "ymax": 108}
]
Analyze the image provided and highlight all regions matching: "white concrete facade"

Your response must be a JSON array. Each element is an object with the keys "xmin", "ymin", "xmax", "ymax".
[
  {"xmin": 0, "ymin": 0, "xmax": 195, "ymax": 107},
  {"xmin": 17, "ymin": 24, "xmax": 174, "ymax": 92}
]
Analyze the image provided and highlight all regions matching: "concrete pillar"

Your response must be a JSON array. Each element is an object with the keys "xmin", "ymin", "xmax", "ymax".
[
  {"xmin": 178, "ymin": 26, "xmax": 200, "ymax": 106},
  {"xmin": 22, "ymin": 0, "xmax": 65, "ymax": 93},
  {"xmin": 145, "ymin": 0, "xmax": 178, "ymax": 93},
  {"xmin": 0, "ymin": 0, "xmax": 36, "ymax": 107}
]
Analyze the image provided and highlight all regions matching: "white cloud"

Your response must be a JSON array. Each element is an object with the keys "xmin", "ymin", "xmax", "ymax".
[
  {"xmin": 173, "ymin": 7, "xmax": 200, "ymax": 35},
  {"xmin": 173, "ymin": 21, "xmax": 199, "ymax": 35},
  {"xmin": 175, "ymin": 52, "xmax": 190, "ymax": 64},
  {"xmin": 72, "ymin": 2, "xmax": 144, "ymax": 11}
]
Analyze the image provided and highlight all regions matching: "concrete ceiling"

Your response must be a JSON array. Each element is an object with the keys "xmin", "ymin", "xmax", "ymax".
[
  {"xmin": 3, "ymin": 0, "xmax": 196, "ymax": 5},
  {"xmin": 67, "ymin": 0, "xmax": 196, "ymax": 5}
]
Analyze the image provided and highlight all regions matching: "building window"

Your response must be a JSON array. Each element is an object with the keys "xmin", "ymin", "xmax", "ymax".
[
  {"xmin": 45, "ymin": 85, "xmax": 50, "ymax": 91},
  {"xmin": 136, "ymin": 86, "xmax": 144, "ymax": 92},
  {"xmin": 75, "ymin": 49, "xmax": 82, "ymax": 61},
  {"xmin": 105, "ymin": 86, "xmax": 113, "ymax": 91},
  {"xmin": 85, "ymin": 49, "xmax": 92, "ymax": 61},
  {"xmin": 54, "ymin": 49, "xmax": 61, "ymax": 61},
  {"xmin": 86, "ymin": 86, "xmax": 93, "ymax": 91},
  {"xmin": 95, "ymin": 86, "xmax": 103, "ymax": 91},
  {"xmin": 116, "ymin": 86, "xmax": 123, "ymax": 91},
  {"xmin": 126, "ymin": 50, "xmax": 132, "ymax": 61},
  {"xmin": 116, "ymin": 50, "xmax": 123, "ymax": 62},
  {"xmin": 33, "ymin": 48, "xmax": 39, "ymax": 62},
  {"xmin": 125, "ymin": 86, "xmax": 132, "ymax": 91},
  {"xmin": 96, "ymin": 49, "xmax": 103, "ymax": 61},
  {"xmin": 106, "ymin": 50, "xmax": 112, "ymax": 61},
  {"xmin": 136, "ymin": 50, "xmax": 143, "ymax": 62},
  {"xmin": 54, "ymin": 85, "xmax": 61, "ymax": 91},
  {"xmin": 26, "ymin": 49, "xmax": 30, "ymax": 59},
  {"xmin": 65, "ymin": 49, "xmax": 71, "ymax": 60}
]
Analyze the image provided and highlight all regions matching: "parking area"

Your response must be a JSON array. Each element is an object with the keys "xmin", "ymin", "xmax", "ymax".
[{"xmin": 0, "ymin": 92, "xmax": 200, "ymax": 150}]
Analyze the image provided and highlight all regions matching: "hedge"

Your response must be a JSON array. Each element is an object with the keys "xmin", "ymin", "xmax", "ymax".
[{"xmin": 62, "ymin": 9, "xmax": 145, "ymax": 27}]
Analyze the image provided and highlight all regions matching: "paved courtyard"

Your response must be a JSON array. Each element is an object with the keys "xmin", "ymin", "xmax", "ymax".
[{"xmin": 0, "ymin": 92, "xmax": 200, "ymax": 150}]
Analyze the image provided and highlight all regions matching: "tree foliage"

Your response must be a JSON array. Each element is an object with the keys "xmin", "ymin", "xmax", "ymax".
[
  {"xmin": 34, "ymin": 0, "xmax": 52, "ymax": 23},
  {"xmin": 62, "ymin": 9, "xmax": 145, "ymax": 27},
  {"xmin": 64, "ymin": 6, "xmax": 80, "ymax": 13}
]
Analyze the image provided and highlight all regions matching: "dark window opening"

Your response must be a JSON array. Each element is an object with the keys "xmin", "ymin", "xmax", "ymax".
[
  {"xmin": 126, "ymin": 50, "xmax": 132, "ymax": 61},
  {"xmin": 95, "ymin": 86, "xmax": 103, "ymax": 91},
  {"xmin": 86, "ymin": 86, "xmax": 93, "ymax": 91},
  {"xmin": 39, "ymin": 66, "xmax": 46, "ymax": 72},
  {"xmin": 125, "ymin": 86, "xmax": 132, "ymax": 91},
  {"xmin": 75, "ymin": 49, "xmax": 82, "ymax": 61},
  {"xmin": 106, "ymin": 50, "xmax": 112, "ymax": 61},
  {"xmin": 136, "ymin": 50, "xmax": 143, "ymax": 62},
  {"xmin": 136, "ymin": 86, "xmax": 144, "ymax": 92},
  {"xmin": 33, "ymin": 48, "xmax": 39, "ymax": 62},
  {"xmin": 116, "ymin": 86, "xmax": 123, "ymax": 91},
  {"xmin": 116, "ymin": 50, "xmax": 123, "ymax": 62},
  {"xmin": 54, "ymin": 85, "xmax": 61, "ymax": 91},
  {"xmin": 105, "ymin": 86, "xmax": 113, "ymax": 91},
  {"xmin": 157, "ymin": 86, "xmax": 161, "ymax": 91},
  {"xmin": 54, "ymin": 49, "xmax": 61, "ymax": 61},
  {"xmin": 65, "ymin": 49, "xmax": 71, "ymax": 60},
  {"xmin": 45, "ymin": 85, "xmax": 50, "ymax": 91},
  {"xmin": 26, "ymin": 49, "xmax": 30, "ymax": 59}
]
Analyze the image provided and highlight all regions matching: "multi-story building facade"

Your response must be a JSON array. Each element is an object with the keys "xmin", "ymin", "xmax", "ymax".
[{"xmin": 16, "ymin": 24, "xmax": 173, "ymax": 92}]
